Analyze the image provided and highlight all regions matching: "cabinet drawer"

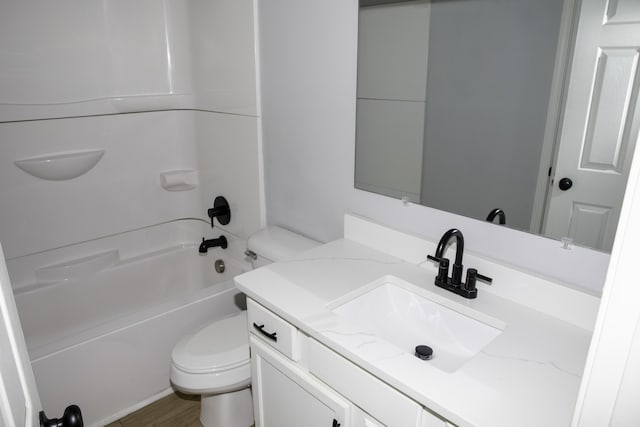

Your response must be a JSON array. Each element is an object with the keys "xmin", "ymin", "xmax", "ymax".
[
  {"xmin": 247, "ymin": 298, "xmax": 300, "ymax": 360},
  {"xmin": 308, "ymin": 338, "xmax": 422, "ymax": 427}
]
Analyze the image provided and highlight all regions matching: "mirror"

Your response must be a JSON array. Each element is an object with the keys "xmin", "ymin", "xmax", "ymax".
[{"xmin": 354, "ymin": 0, "xmax": 639, "ymax": 253}]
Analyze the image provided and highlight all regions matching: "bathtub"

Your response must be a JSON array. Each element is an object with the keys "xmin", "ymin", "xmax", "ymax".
[{"xmin": 14, "ymin": 242, "xmax": 249, "ymax": 426}]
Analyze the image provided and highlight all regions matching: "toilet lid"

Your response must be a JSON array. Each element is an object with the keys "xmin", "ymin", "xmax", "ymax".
[{"xmin": 172, "ymin": 311, "xmax": 250, "ymax": 373}]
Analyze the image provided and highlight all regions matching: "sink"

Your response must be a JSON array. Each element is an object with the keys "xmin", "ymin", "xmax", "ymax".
[{"xmin": 330, "ymin": 276, "xmax": 504, "ymax": 372}]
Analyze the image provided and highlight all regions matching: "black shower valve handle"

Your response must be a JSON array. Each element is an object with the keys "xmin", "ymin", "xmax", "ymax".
[
  {"xmin": 207, "ymin": 207, "xmax": 221, "ymax": 227},
  {"xmin": 207, "ymin": 196, "xmax": 231, "ymax": 228}
]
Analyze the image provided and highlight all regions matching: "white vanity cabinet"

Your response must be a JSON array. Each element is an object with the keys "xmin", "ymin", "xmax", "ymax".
[{"xmin": 247, "ymin": 298, "xmax": 456, "ymax": 427}]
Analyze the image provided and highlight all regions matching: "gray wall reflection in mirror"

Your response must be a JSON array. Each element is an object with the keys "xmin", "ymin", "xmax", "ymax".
[{"xmin": 354, "ymin": 0, "xmax": 637, "ymax": 253}]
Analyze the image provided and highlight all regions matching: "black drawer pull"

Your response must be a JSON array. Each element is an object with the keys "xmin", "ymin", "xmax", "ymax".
[
  {"xmin": 253, "ymin": 322, "xmax": 278, "ymax": 342},
  {"xmin": 332, "ymin": 419, "xmax": 341, "ymax": 427}
]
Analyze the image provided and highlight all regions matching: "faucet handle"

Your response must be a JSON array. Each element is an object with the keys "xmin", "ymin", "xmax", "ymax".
[
  {"xmin": 464, "ymin": 268, "xmax": 492, "ymax": 293},
  {"xmin": 476, "ymin": 272, "xmax": 492, "ymax": 284},
  {"xmin": 427, "ymin": 254, "xmax": 441, "ymax": 263},
  {"xmin": 427, "ymin": 254, "xmax": 449, "ymax": 284}
]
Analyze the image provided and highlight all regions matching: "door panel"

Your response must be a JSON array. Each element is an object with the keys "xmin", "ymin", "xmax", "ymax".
[
  {"xmin": 260, "ymin": 359, "xmax": 338, "ymax": 427},
  {"xmin": 568, "ymin": 202, "xmax": 612, "ymax": 249},
  {"xmin": 605, "ymin": 0, "xmax": 640, "ymax": 24},
  {"xmin": 580, "ymin": 49, "xmax": 638, "ymax": 172}
]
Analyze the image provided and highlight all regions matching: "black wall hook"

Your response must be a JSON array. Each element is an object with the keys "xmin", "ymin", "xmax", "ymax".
[{"xmin": 207, "ymin": 196, "xmax": 231, "ymax": 227}]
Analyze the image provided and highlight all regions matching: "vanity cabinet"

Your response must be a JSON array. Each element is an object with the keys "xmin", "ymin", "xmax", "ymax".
[{"xmin": 247, "ymin": 298, "xmax": 456, "ymax": 427}]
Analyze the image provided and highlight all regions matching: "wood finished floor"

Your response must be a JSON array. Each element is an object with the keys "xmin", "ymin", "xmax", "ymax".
[{"xmin": 105, "ymin": 392, "xmax": 203, "ymax": 427}]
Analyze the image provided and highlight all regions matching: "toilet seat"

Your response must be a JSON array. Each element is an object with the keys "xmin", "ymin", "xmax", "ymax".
[{"xmin": 171, "ymin": 311, "xmax": 250, "ymax": 394}]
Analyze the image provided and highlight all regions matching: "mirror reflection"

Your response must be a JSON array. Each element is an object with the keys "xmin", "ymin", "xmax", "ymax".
[{"xmin": 355, "ymin": 0, "xmax": 639, "ymax": 253}]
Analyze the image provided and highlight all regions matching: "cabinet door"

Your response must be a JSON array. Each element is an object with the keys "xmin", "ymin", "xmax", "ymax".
[{"xmin": 251, "ymin": 336, "xmax": 350, "ymax": 427}]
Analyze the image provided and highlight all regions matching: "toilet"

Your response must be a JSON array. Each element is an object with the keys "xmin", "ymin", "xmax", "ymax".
[{"xmin": 170, "ymin": 226, "xmax": 319, "ymax": 427}]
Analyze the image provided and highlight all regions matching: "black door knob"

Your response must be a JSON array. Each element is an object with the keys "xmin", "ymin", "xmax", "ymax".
[
  {"xmin": 40, "ymin": 405, "xmax": 83, "ymax": 427},
  {"xmin": 558, "ymin": 177, "xmax": 573, "ymax": 191}
]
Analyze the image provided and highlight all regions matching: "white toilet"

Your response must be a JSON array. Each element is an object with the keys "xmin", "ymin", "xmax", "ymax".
[{"xmin": 170, "ymin": 226, "xmax": 319, "ymax": 427}]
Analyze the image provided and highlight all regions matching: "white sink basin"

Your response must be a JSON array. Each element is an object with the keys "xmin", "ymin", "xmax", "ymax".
[{"xmin": 331, "ymin": 276, "xmax": 504, "ymax": 372}]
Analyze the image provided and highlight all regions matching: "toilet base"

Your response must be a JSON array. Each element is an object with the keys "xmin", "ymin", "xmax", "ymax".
[{"xmin": 200, "ymin": 386, "xmax": 254, "ymax": 427}]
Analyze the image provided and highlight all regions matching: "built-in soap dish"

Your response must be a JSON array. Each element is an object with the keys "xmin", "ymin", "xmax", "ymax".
[
  {"xmin": 160, "ymin": 169, "xmax": 198, "ymax": 191},
  {"xmin": 35, "ymin": 249, "xmax": 119, "ymax": 285},
  {"xmin": 14, "ymin": 149, "xmax": 105, "ymax": 181}
]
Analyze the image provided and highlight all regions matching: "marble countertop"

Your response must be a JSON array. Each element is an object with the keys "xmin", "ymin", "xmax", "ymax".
[{"xmin": 235, "ymin": 237, "xmax": 594, "ymax": 427}]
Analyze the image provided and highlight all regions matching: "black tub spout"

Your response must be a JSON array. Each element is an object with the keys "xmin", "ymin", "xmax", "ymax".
[{"xmin": 199, "ymin": 236, "xmax": 228, "ymax": 254}]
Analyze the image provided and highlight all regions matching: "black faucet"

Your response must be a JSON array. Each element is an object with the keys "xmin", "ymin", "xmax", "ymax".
[
  {"xmin": 486, "ymin": 208, "xmax": 506, "ymax": 225},
  {"xmin": 427, "ymin": 228, "xmax": 492, "ymax": 299},
  {"xmin": 435, "ymin": 228, "xmax": 465, "ymax": 285},
  {"xmin": 199, "ymin": 236, "xmax": 228, "ymax": 254}
]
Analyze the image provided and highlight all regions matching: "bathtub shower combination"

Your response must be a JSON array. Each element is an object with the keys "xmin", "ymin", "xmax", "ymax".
[{"xmin": 0, "ymin": 0, "xmax": 263, "ymax": 425}]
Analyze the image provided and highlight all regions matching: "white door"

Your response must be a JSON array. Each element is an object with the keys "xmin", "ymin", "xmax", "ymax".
[
  {"xmin": 250, "ymin": 337, "xmax": 351, "ymax": 427},
  {"xmin": 543, "ymin": 0, "xmax": 640, "ymax": 252},
  {"xmin": 0, "ymin": 243, "xmax": 41, "ymax": 427}
]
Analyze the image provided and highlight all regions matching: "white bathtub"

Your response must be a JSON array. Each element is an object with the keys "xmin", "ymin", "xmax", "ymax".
[{"xmin": 14, "ymin": 243, "xmax": 248, "ymax": 426}]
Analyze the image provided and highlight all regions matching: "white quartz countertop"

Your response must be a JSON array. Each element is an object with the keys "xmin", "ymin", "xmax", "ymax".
[{"xmin": 235, "ymin": 238, "xmax": 593, "ymax": 427}]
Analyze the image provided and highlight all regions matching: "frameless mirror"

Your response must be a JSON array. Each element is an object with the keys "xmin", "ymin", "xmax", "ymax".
[{"xmin": 355, "ymin": 0, "xmax": 640, "ymax": 253}]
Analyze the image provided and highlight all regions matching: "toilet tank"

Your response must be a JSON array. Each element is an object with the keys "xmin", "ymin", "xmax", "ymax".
[{"xmin": 246, "ymin": 227, "xmax": 319, "ymax": 268}]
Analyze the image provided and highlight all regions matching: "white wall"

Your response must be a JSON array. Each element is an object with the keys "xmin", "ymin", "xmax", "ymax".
[
  {"xmin": 258, "ymin": 0, "xmax": 610, "ymax": 293},
  {"xmin": 0, "ymin": 0, "xmax": 258, "ymax": 121},
  {"xmin": 259, "ymin": 0, "xmax": 357, "ymax": 244}
]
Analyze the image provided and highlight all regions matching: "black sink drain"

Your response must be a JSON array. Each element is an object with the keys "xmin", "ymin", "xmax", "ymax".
[{"xmin": 415, "ymin": 345, "xmax": 433, "ymax": 360}]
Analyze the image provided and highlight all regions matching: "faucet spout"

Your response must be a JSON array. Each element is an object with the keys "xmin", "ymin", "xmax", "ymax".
[
  {"xmin": 199, "ymin": 236, "xmax": 228, "ymax": 254},
  {"xmin": 435, "ymin": 228, "xmax": 464, "ymax": 268},
  {"xmin": 486, "ymin": 208, "xmax": 506, "ymax": 225}
]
